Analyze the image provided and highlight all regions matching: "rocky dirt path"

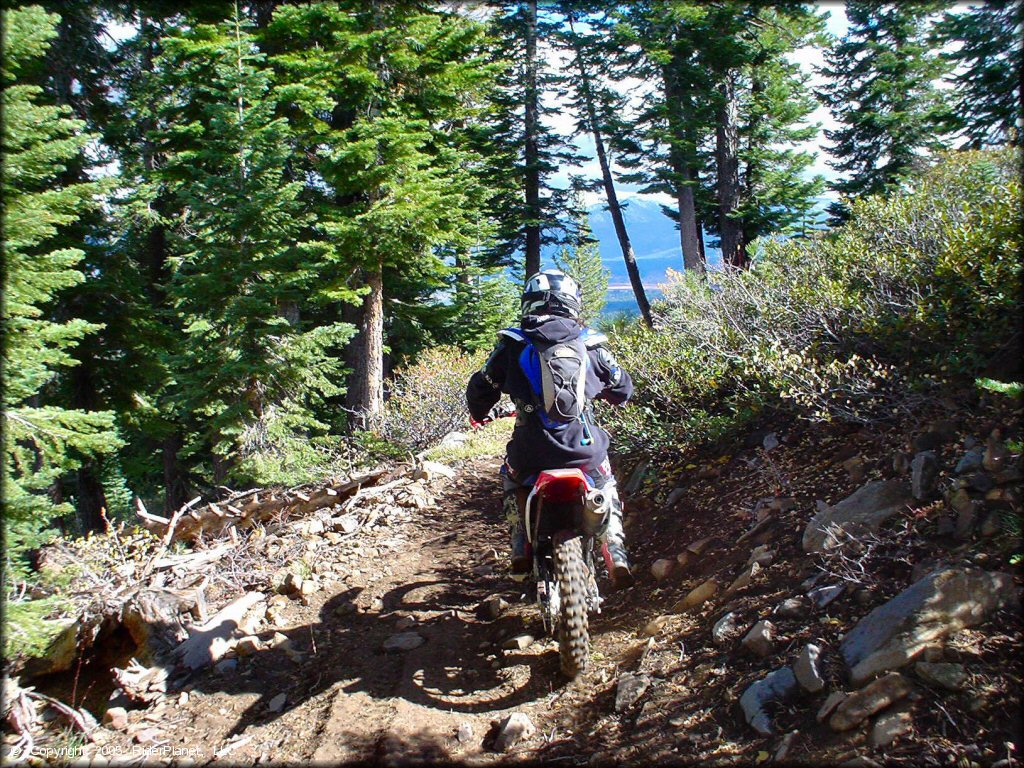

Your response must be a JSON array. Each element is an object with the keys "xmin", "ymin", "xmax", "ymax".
[
  {"xmin": 74, "ymin": 407, "xmax": 1021, "ymax": 766},
  {"xmin": 154, "ymin": 456, "xmax": 599, "ymax": 764}
]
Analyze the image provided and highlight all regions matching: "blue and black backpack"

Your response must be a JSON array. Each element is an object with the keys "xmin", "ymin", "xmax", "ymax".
[{"xmin": 499, "ymin": 328, "xmax": 608, "ymax": 442}]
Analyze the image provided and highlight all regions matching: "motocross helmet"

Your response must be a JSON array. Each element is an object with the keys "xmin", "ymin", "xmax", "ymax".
[{"xmin": 521, "ymin": 269, "xmax": 583, "ymax": 320}]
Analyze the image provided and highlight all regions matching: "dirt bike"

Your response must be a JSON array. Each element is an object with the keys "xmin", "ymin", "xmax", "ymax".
[
  {"xmin": 471, "ymin": 410, "xmax": 611, "ymax": 678},
  {"xmin": 521, "ymin": 467, "xmax": 612, "ymax": 679}
]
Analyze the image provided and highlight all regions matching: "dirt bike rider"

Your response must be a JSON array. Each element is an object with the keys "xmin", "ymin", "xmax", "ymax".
[{"xmin": 466, "ymin": 269, "xmax": 636, "ymax": 589}]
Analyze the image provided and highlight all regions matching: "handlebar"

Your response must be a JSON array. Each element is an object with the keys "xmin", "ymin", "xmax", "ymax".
[{"xmin": 470, "ymin": 407, "xmax": 517, "ymax": 429}]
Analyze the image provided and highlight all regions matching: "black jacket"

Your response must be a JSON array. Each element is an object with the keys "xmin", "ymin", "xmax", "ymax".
[{"xmin": 466, "ymin": 316, "xmax": 633, "ymax": 475}]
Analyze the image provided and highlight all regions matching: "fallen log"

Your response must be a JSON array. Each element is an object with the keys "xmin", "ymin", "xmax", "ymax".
[
  {"xmin": 136, "ymin": 468, "xmax": 389, "ymax": 544},
  {"xmin": 121, "ymin": 588, "xmax": 197, "ymax": 655},
  {"xmin": 173, "ymin": 591, "xmax": 266, "ymax": 671},
  {"xmin": 150, "ymin": 545, "xmax": 230, "ymax": 572}
]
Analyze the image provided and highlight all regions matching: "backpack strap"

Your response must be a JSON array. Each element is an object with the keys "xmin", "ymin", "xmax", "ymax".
[
  {"xmin": 517, "ymin": 343, "xmax": 543, "ymax": 416},
  {"xmin": 498, "ymin": 327, "xmax": 527, "ymax": 343},
  {"xmin": 580, "ymin": 328, "xmax": 608, "ymax": 349}
]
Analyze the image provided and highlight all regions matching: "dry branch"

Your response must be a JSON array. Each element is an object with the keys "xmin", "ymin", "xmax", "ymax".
[
  {"xmin": 135, "ymin": 468, "xmax": 388, "ymax": 544},
  {"xmin": 150, "ymin": 545, "xmax": 230, "ymax": 572},
  {"xmin": 173, "ymin": 591, "xmax": 266, "ymax": 670},
  {"xmin": 24, "ymin": 690, "xmax": 97, "ymax": 740}
]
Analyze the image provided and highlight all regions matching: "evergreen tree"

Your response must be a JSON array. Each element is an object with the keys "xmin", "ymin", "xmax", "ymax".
[
  {"xmin": 736, "ymin": 6, "xmax": 826, "ymax": 248},
  {"xmin": 695, "ymin": 2, "xmax": 825, "ymax": 267},
  {"xmin": 103, "ymin": 7, "xmax": 202, "ymax": 511},
  {"xmin": 611, "ymin": 0, "xmax": 716, "ymax": 273},
  {"xmin": 480, "ymin": 1, "xmax": 581, "ymax": 280},
  {"xmin": 446, "ymin": 264, "xmax": 520, "ymax": 353},
  {"xmin": 934, "ymin": 0, "xmax": 1023, "ymax": 148},
  {"xmin": 11, "ymin": 0, "xmax": 130, "ymax": 529},
  {"xmin": 557, "ymin": 3, "xmax": 652, "ymax": 325},
  {"xmin": 818, "ymin": 1, "xmax": 953, "ymax": 221},
  {"xmin": 146, "ymin": 9, "xmax": 354, "ymax": 483},
  {"xmin": 1, "ymin": 6, "xmax": 121, "ymax": 567},
  {"xmin": 264, "ymin": 2, "xmax": 499, "ymax": 428},
  {"xmin": 612, "ymin": 1, "xmax": 825, "ymax": 268},
  {"xmin": 554, "ymin": 192, "xmax": 609, "ymax": 325}
]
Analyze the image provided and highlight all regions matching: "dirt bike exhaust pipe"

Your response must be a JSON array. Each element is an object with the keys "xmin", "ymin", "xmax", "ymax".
[{"xmin": 582, "ymin": 488, "xmax": 608, "ymax": 535}]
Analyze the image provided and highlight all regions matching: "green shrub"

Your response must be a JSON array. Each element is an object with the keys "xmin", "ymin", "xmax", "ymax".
[
  {"xmin": 604, "ymin": 148, "xmax": 1021, "ymax": 459},
  {"xmin": 602, "ymin": 311, "xmax": 766, "ymax": 459},
  {"xmin": 234, "ymin": 400, "xmax": 364, "ymax": 485},
  {"xmin": 375, "ymin": 345, "xmax": 487, "ymax": 452},
  {"xmin": 3, "ymin": 597, "xmax": 75, "ymax": 664}
]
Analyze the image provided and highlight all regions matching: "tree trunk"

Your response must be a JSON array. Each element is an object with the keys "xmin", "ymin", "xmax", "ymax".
[
  {"xmin": 523, "ymin": 0, "xmax": 541, "ymax": 281},
  {"xmin": 345, "ymin": 259, "xmax": 385, "ymax": 430},
  {"xmin": 163, "ymin": 433, "xmax": 190, "ymax": 514},
  {"xmin": 716, "ymin": 71, "xmax": 746, "ymax": 269},
  {"xmin": 211, "ymin": 434, "xmax": 233, "ymax": 487},
  {"xmin": 676, "ymin": 167, "xmax": 705, "ymax": 274},
  {"xmin": 68, "ymin": 347, "xmax": 108, "ymax": 532},
  {"xmin": 74, "ymin": 464, "xmax": 107, "ymax": 532},
  {"xmin": 454, "ymin": 250, "xmax": 473, "ymax": 287},
  {"xmin": 661, "ymin": 62, "xmax": 705, "ymax": 274},
  {"xmin": 568, "ymin": 16, "xmax": 652, "ymax": 327},
  {"xmin": 696, "ymin": 208, "xmax": 707, "ymax": 263}
]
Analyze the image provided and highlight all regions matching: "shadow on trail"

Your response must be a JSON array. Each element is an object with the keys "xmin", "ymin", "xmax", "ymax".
[
  {"xmin": 178, "ymin": 458, "xmax": 576, "ymax": 743},
  {"xmin": 210, "ymin": 564, "xmax": 561, "ymax": 740}
]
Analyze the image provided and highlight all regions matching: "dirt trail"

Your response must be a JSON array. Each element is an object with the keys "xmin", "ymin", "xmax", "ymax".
[
  {"xmin": 40, "ymin": 404, "xmax": 1023, "ymax": 766},
  {"xmin": 157, "ymin": 456, "xmax": 605, "ymax": 764}
]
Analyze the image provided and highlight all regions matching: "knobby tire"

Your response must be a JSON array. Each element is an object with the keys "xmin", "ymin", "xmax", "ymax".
[{"xmin": 554, "ymin": 535, "xmax": 589, "ymax": 678}]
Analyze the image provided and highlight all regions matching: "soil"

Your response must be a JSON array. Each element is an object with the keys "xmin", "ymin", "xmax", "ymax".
[
  {"xmin": 91, "ymin": 456, "xmax": 577, "ymax": 765},
  {"xmin": 37, "ymin": 394, "xmax": 1024, "ymax": 765}
]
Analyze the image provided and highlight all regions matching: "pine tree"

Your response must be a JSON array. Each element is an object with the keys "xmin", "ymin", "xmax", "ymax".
[
  {"xmin": 692, "ymin": 3, "xmax": 827, "ymax": 267},
  {"xmin": 818, "ymin": 1, "xmax": 953, "ymax": 221},
  {"xmin": 934, "ymin": 0, "xmax": 1023, "ymax": 148},
  {"xmin": 554, "ymin": 192, "xmax": 609, "ymax": 325},
  {"xmin": 145, "ymin": 9, "xmax": 354, "ymax": 482},
  {"xmin": 611, "ymin": 2, "xmax": 825, "ymax": 268},
  {"xmin": 103, "ymin": 8, "xmax": 201, "ymax": 512},
  {"xmin": 557, "ymin": 3, "xmax": 652, "ymax": 325},
  {"xmin": 736, "ymin": 6, "xmax": 826, "ymax": 248},
  {"xmin": 446, "ymin": 264, "xmax": 520, "ymax": 353},
  {"xmin": 264, "ymin": 2, "xmax": 500, "ymax": 428},
  {"xmin": 1, "ymin": 6, "xmax": 121, "ymax": 567},
  {"xmin": 479, "ymin": 1, "xmax": 582, "ymax": 281},
  {"xmin": 611, "ymin": 0, "xmax": 717, "ymax": 273}
]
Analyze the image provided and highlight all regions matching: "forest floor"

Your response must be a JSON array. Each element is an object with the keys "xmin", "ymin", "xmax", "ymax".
[{"xmin": 13, "ymin": 390, "xmax": 1024, "ymax": 766}]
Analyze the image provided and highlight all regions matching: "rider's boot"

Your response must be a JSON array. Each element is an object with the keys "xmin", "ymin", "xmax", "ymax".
[
  {"xmin": 606, "ymin": 539, "xmax": 634, "ymax": 589},
  {"xmin": 603, "ymin": 497, "xmax": 634, "ymax": 589},
  {"xmin": 504, "ymin": 489, "xmax": 530, "ymax": 579},
  {"xmin": 510, "ymin": 523, "xmax": 530, "ymax": 578}
]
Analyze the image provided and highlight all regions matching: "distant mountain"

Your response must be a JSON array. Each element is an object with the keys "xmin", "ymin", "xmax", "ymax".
[
  {"xmin": 586, "ymin": 197, "xmax": 723, "ymax": 287},
  {"xmin": 538, "ymin": 193, "xmax": 835, "ymax": 316}
]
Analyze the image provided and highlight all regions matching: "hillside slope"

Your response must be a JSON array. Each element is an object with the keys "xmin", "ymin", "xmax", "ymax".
[{"xmin": 3, "ymin": 391, "xmax": 1020, "ymax": 766}]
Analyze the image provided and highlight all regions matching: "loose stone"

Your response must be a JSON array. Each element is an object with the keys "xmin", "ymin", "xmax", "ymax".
[{"xmin": 794, "ymin": 643, "xmax": 825, "ymax": 693}]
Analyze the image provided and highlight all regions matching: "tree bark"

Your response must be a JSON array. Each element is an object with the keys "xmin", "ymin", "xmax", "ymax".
[
  {"xmin": 676, "ymin": 166, "xmax": 705, "ymax": 274},
  {"xmin": 568, "ymin": 15, "xmax": 652, "ymax": 327},
  {"xmin": 68, "ymin": 342, "xmax": 108, "ymax": 532},
  {"xmin": 523, "ymin": 0, "xmax": 541, "ymax": 281},
  {"xmin": 716, "ymin": 70, "xmax": 747, "ymax": 269},
  {"xmin": 696, "ymin": 208, "xmax": 707, "ymax": 263},
  {"xmin": 163, "ymin": 432, "xmax": 190, "ymax": 515},
  {"xmin": 345, "ymin": 259, "xmax": 385, "ymax": 430},
  {"xmin": 661, "ymin": 62, "xmax": 705, "ymax": 274},
  {"xmin": 454, "ymin": 250, "xmax": 473, "ymax": 286}
]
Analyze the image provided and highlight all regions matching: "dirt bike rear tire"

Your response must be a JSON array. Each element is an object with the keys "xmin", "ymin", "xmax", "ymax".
[{"xmin": 554, "ymin": 535, "xmax": 589, "ymax": 678}]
